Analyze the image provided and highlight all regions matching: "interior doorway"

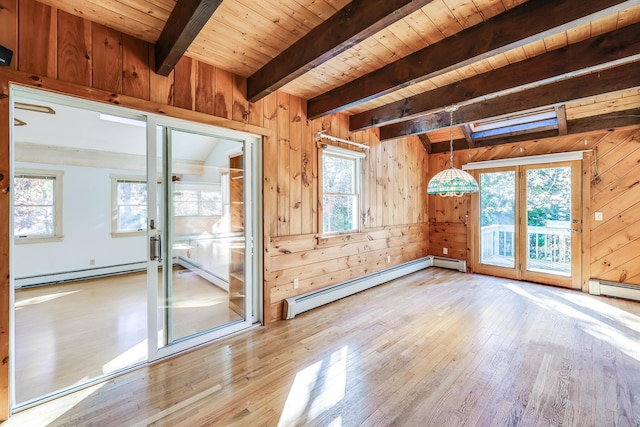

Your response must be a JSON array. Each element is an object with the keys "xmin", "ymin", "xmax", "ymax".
[
  {"xmin": 10, "ymin": 87, "xmax": 261, "ymax": 409},
  {"xmin": 470, "ymin": 160, "xmax": 582, "ymax": 289}
]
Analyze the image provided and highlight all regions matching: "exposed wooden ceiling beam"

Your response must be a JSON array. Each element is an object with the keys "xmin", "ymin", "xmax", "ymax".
[
  {"xmin": 428, "ymin": 108, "xmax": 640, "ymax": 152},
  {"xmin": 155, "ymin": 0, "xmax": 223, "ymax": 76},
  {"xmin": 247, "ymin": 0, "xmax": 435, "ymax": 103},
  {"xmin": 350, "ymin": 22, "xmax": 640, "ymax": 132},
  {"xmin": 379, "ymin": 62, "xmax": 640, "ymax": 141},
  {"xmin": 461, "ymin": 125, "xmax": 475, "ymax": 149},
  {"xmin": 417, "ymin": 134, "xmax": 432, "ymax": 154},
  {"xmin": 556, "ymin": 105, "xmax": 568, "ymax": 136},
  {"xmin": 567, "ymin": 108, "xmax": 640, "ymax": 133},
  {"xmin": 308, "ymin": 0, "xmax": 634, "ymax": 119}
]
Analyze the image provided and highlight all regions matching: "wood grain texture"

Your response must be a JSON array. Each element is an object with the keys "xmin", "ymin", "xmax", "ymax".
[
  {"xmin": 214, "ymin": 67, "xmax": 232, "ymax": 120},
  {"xmin": 18, "ymin": 0, "xmax": 56, "ymax": 77},
  {"xmin": 5, "ymin": 270, "xmax": 640, "ymax": 426},
  {"xmin": 194, "ymin": 60, "xmax": 214, "ymax": 114},
  {"xmin": 121, "ymin": 34, "xmax": 149, "ymax": 100},
  {"xmin": 0, "ymin": 0, "xmax": 18, "ymax": 70},
  {"xmin": 173, "ymin": 55, "xmax": 194, "ymax": 110},
  {"xmin": 429, "ymin": 125, "xmax": 640, "ymax": 287},
  {"xmin": 57, "ymin": 9, "xmax": 91, "ymax": 86},
  {"xmin": 0, "ymin": 79, "xmax": 10, "ymax": 421},
  {"xmin": 91, "ymin": 22, "xmax": 122, "ymax": 93}
]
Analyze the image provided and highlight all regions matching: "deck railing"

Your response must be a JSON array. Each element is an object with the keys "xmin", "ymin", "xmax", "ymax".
[{"xmin": 481, "ymin": 222, "xmax": 571, "ymax": 263}]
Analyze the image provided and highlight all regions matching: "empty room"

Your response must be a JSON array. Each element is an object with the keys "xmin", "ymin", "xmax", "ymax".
[{"xmin": 0, "ymin": 0, "xmax": 639, "ymax": 425}]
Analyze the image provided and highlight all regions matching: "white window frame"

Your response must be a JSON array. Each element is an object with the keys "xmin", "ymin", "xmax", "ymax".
[
  {"xmin": 111, "ymin": 174, "xmax": 148, "ymax": 236},
  {"xmin": 173, "ymin": 182, "xmax": 223, "ymax": 217},
  {"xmin": 13, "ymin": 168, "xmax": 64, "ymax": 243},
  {"xmin": 320, "ymin": 144, "xmax": 365, "ymax": 236}
]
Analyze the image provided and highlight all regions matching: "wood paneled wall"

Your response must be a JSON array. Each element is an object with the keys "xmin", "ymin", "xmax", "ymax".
[
  {"xmin": 0, "ymin": 1, "xmax": 431, "ymax": 416},
  {"xmin": 261, "ymin": 99, "xmax": 430, "ymax": 320},
  {"xmin": 428, "ymin": 126, "xmax": 640, "ymax": 286}
]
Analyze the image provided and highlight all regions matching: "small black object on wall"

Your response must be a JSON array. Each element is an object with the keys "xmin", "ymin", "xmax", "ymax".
[{"xmin": 0, "ymin": 45, "xmax": 14, "ymax": 67}]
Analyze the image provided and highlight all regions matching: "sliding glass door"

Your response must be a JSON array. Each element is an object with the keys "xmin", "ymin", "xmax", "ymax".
[
  {"xmin": 473, "ymin": 161, "xmax": 582, "ymax": 288},
  {"xmin": 152, "ymin": 126, "xmax": 253, "ymax": 350},
  {"xmin": 10, "ymin": 87, "xmax": 261, "ymax": 409}
]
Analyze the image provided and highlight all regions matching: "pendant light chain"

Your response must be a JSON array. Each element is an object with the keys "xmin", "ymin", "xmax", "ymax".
[{"xmin": 449, "ymin": 107, "xmax": 454, "ymax": 168}]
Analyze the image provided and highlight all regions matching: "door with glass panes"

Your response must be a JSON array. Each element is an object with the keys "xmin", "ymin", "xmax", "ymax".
[{"xmin": 471, "ymin": 161, "xmax": 582, "ymax": 289}]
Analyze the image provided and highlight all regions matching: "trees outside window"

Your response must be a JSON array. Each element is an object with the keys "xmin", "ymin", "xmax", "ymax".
[
  {"xmin": 14, "ymin": 171, "xmax": 63, "ymax": 239},
  {"xmin": 322, "ymin": 150, "xmax": 361, "ymax": 234}
]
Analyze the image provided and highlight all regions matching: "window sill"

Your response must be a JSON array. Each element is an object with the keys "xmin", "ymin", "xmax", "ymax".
[
  {"xmin": 111, "ymin": 231, "xmax": 146, "ymax": 238},
  {"xmin": 14, "ymin": 235, "xmax": 63, "ymax": 244}
]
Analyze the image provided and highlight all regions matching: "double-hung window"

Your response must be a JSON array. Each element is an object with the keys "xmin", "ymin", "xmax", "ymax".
[
  {"xmin": 173, "ymin": 183, "xmax": 223, "ymax": 217},
  {"xmin": 112, "ymin": 176, "xmax": 148, "ymax": 234},
  {"xmin": 321, "ymin": 145, "xmax": 364, "ymax": 234},
  {"xmin": 14, "ymin": 169, "xmax": 64, "ymax": 241}
]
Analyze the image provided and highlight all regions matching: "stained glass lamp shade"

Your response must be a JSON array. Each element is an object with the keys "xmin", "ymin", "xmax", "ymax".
[{"xmin": 427, "ymin": 106, "xmax": 479, "ymax": 197}]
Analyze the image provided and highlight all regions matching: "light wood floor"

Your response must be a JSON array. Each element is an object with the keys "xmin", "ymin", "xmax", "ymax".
[
  {"xmin": 5, "ymin": 269, "xmax": 640, "ymax": 426},
  {"xmin": 14, "ymin": 268, "xmax": 240, "ymax": 404}
]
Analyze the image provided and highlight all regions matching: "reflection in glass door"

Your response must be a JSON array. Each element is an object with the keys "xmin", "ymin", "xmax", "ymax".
[
  {"xmin": 158, "ymin": 127, "xmax": 251, "ymax": 347},
  {"xmin": 11, "ymin": 88, "xmax": 261, "ymax": 410},
  {"xmin": 525, "ymin": 166, "xmax": 572, "ymax": 277},
  {"xmin": 474, "ymin": 161, "xmax": 581, "ymax": 288},
  {"xmin": 479, "ymin": 169, "xmax": 516, "ymax": 270}
]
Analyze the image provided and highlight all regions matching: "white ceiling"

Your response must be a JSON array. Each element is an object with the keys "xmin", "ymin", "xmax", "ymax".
[{"xmin": 12, "ymin": 97, "xmax": 240, "ymax": 163}]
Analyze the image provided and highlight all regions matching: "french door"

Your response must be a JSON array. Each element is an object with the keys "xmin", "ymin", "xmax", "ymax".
[{"xmin": 471, "ymin": 161, "xmax": 582, "ymax": 289}]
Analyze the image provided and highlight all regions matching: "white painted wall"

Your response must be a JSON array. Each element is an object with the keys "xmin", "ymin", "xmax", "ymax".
[{"xmin": 14, "ymin": 161, "xmax": 146, "ymax": 283}]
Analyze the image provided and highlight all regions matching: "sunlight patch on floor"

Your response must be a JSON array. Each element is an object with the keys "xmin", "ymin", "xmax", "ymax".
[
  {"xmin": 557, "ymin": 291, "xmax": 640, "ymax": 333},
  {"xmin": 503, "ymin": 283, "xmax": 640, "ymax": 361},
  {"xmin": 102, "ymin": 339, "xmax": 147, "ymax": 373},
  {"xmin": 14, "ymin": 290, "xmax": 80, "ymax": 310},
  {"xmin": 3, "ymin": 382, "xmax": 105, "ymax": 427},
  {"xmin": 278, "ymin": 345, "xmax": 348, "ymax": 427}
]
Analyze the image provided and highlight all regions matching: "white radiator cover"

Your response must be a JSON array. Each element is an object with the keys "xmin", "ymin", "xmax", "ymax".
[
  {"xmin": 283, "ymin": 256, "xmax": 466, "ymax": 319},
  {"xmin": 589, "ymin": 279, "xmax": 640, "ymax": 302}
]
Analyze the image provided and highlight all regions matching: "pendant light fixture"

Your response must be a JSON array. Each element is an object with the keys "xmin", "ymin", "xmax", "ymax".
[{"xmin": 427, "ymin": 105, "xmax": 479, "ymax": 197}]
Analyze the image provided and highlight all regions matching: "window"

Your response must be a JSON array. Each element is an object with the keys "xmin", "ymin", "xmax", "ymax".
[
  {"xmin": 112, "ymin": 176, "xmax": 148, "ymax": 234},
  {"xmin": 173, "ymin": 183, "xmax": 223, "ymax": 217},
  {"xmin": 14, "ymin": 169, "xmax": 63, "ymax": 241},
  {"xmin": 321, "ymin": 146, "xmax": 364, "ymax": 234}
]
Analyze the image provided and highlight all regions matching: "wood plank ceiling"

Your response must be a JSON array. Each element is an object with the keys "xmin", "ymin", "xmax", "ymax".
[{"xmin": 35, "ymin": 0, "xmax": 640, "ymax": 150}]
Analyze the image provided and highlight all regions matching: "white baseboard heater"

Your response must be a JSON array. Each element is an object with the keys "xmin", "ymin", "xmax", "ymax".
[
  {"xmin": 283, "ymin": 255, "xmax": 466, "ymax": 319},
  {"xmin": 15, "ymin": 261, "xmax": 147, "ymax": 288},
  {"xmin": 589, "ymin": 279, "xmax": 640, "ymax": 302}
]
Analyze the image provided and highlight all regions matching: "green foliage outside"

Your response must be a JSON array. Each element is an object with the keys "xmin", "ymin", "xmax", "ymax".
[
  {"xmin": 14, "ymin": 177, "xmax": 55, "ymax": 236},
  {"xmin": 323, "ymin": 154, "xmax": 357, "ymax": 233}
]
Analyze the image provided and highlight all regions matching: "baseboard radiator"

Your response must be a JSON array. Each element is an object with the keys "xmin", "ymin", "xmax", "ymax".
[
  {"xmin": 589, "ymin": 279, "xmax": 640, "ymax": 302},
  {"xmin": 14, "ymin": 261, "xmax": 148, "ymax": 288},
  {"xmin": 283, "ymin": 255, "xmax": 466, "ymax": 319}
]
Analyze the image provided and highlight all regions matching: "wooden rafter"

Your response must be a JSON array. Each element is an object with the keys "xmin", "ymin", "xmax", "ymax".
[
  {"xmin": 308, "ymin": 0, "xmax": 635, "ymax": 119},
  {"xmin": 556, "ymin": 105, "xmax": 568, "ymax": 136},
  {"xmin": 461, "ymin": 125, "xmax": 475, "ymax": 149},
  {"xmin": 154, "ymin": 0, "xmax": 223, "ymax": 76},
  {"xmin": 247, "ymin": 0, "xmax": 435, "ymax": 103},
  {"xmin": 379, "ymin": 62, "xmax": 640, "ymax": 141},
  {"xmin": 417, "ymin": 134, "xmax": 432, "ymax": 154},
  {"xmin": 349, "ymin": 22, "xmax": 640, "ymax": 132}
]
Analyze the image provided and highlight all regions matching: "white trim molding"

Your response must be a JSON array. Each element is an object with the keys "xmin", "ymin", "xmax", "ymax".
[{"xmin": 463, "ymin": 150, "xmax": 589, "ymax": 170}]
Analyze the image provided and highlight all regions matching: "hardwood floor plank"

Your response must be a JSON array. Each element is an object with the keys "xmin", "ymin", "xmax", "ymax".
[{"xmin": 4, "ymin": 269, "xmax": 640, "ymax": 426}]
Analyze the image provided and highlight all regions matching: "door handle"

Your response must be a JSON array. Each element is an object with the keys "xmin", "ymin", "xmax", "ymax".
[{"xmin": 150, "ymin": 235, "xmax": 162, "ymax": 261}]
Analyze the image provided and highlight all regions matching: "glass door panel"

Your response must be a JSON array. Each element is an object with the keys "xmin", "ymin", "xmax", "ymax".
[
  {"xmin": 12, "ymin": 92, "xmax": 149, "ymax": 406},
  {"xmin": 479, "ymin": 170, "xmax": 516, "ymax": 269},
  {"xmin": 162, "ymin": 128, "xmax": 245, "ymax": 344},
  {"xmin": 525, "ymin": 166, "xmax": 572, "ymax": 276},
  {"xmin": 473, "ymin": 161, "xmax": 582, "ymax": 289}
]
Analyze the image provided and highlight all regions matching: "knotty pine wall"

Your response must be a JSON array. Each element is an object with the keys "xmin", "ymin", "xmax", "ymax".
[
  {"xmin": 0, "ymin": 0, "xmax": 430, "ymax": 332},
  {"xmin": 428, "ymin": 125, "xmax": 640, "ymax": 287}
]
